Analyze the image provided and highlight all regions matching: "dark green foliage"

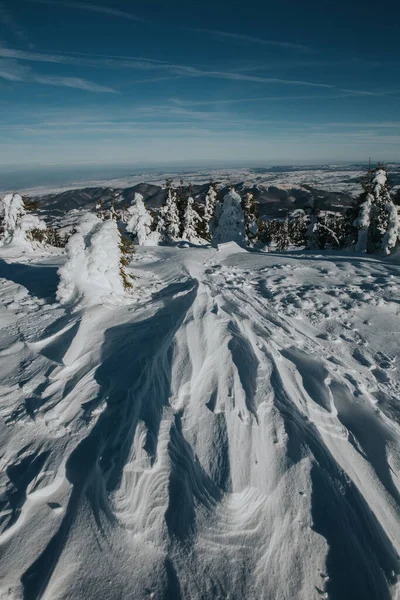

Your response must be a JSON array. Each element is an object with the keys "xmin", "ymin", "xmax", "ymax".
[
  {"xmin": 242, "ymin": 192, "xmax": 258, "ymax": 244},
  {"xmin": 27, "ymin": 228, "xmax": 47, "ymax": 243},
  {"xmin": 45, "ymin": 227, "xmax": 66, "ymax": 248},
  {"xmin": 22, "ymin": 197, "xmax": 40, "ymax": 212},
  {"xmin": 118, "ymin": 224, "xmax": 135, "ymax": 290}
]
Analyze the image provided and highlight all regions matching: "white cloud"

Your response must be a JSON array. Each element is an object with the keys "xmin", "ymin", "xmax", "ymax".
[
  {"xmin": 194, "ymin": 29, "xmax": 314, "ymax": 53},
  {"xmin": 0, "ymin": 46, "xmax": 390, "ymax": 97},
  {"xmin": 0, "ymin": 57, "xmax": 116, "ymax": 92}
]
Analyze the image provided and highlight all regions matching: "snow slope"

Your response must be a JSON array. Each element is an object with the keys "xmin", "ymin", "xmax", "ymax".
[{"xmin": 0, "ymin": 244, "xmax": 400, "ymax": 600}]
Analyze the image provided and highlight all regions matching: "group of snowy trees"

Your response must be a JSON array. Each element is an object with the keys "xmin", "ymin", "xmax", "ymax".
[
  {"xmin": 258, "ymin": 166, "xmax": 399, "ymax": 253},
  {"xmin": 122, "ymin": 167, "xmax": 398, "ymax": 254},
  {"xmin": 0, "ymin": 193, "xmax": 68, "ymax": 251},
  {"xmin": 126, "ymin": 180, "xmax": 259, "ymax": 247},
  {"xmin": 1, "ymin": 164, "xmax": 399, "ymax": 264}
]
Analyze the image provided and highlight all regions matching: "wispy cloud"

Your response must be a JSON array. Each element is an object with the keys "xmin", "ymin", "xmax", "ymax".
[
  {"xmin": 28, "ymin": 0, "xmax": 147, "ymax": 22},
  {"xmin": 0, "ymin": 47, "xmax": 337, "ymax": 89},
  {"xmin": 0, "ymin": 58, "xmax": 116, "ymax": 92},
  {"xmin": 193, "ymin": 28, "xmax": 314, "ymax": 53},
  {"xmin": 168, "ymin": 94, "xmax": 353, "ymax": 106},
  {"xmin": 0, "ymin": 47, "xmax": 394, "ymax": 97}
]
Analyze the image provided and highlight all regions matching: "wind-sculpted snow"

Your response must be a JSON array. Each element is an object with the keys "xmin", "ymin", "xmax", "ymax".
[{"xmin": 0, "ymin": 246, "xmax": 400, "ymax": 599}]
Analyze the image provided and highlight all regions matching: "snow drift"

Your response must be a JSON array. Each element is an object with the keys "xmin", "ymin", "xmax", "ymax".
[{"xmin": 0, "ymin": 244, "xmax": 400, "ymax": 600}]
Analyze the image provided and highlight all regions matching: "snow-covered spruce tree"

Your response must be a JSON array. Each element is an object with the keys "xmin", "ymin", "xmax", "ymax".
[
  {"xmin": 353, "ymin": 192, "xmax": 373, "ymax": 252},
  {"xmin": 275, "ymin": 215, "xmax": 290, "ymax": 251},
  {"xmin": 258, "ymin": 217, "xmax": 278, "ymax": 249},
  {"xmin": 382, "ymin": 201, "xmax": 399, "ymax": 255},
  {"xmin": 0, "ymin": 193, "xmax": 46, "ymax": 250},
  {"xmin": 57, "ymin": 214, "xmax": 133, "ymax": 305},
  {"xmin": 159, "ymin": 181, "xmax": 181, "ymax": 242},
  {"xmin": 126, "ymin": 193, "xmax": 155, "ymax": 245},
  {"xmin": 203, "ymin": 183, "xmax": 218, "ymax": 241},
  {"xmin": 175, "ymin": 179, "xmax": 187, "ymax": 236},
  {"xmin": 317, "ymin": 212, "xmax": 342, "ymax": 249},
  {"xmin": 182, "ymin": 196, "xmax": 201, "ymax": 243},
  {"xmin": 350, "ymin": 166, "xmax": 375, "ymax": 252},
  {"xmin": 242, "ymin": 191, "xmax": 258, "ymax": 245},
  {"xmin": 306, "ymin": 196, "xmax": 322, "ymax": 250},
  {"xmin": 213, "ymin": 188, "xmax": 246, "ymax": 246},
  {"xmin": 351, "ymin": 166, "xmax": 399, "ymax": 254},
  {"xmin": 371, "ymin": 167, "xmax": 398, "ymax": 255},
  {"xmin": 289, "ymin": 210, "xmax": 308, "ymax": 247}
]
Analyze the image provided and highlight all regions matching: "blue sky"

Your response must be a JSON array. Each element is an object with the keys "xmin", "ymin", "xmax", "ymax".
[{"xmin": 0, "ymin": 0, "xmax": 399, "ymax": 166}]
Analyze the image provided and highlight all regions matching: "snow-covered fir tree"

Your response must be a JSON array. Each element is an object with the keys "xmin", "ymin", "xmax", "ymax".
[
  {"xmin": 352, "ymin": 166, "xmax": 399, "ymax": 254},
  {"xmin": 371, "ymin": 167, "xmax": 398, "ymax": 254},
  {"xmin": 57, "ymin": 214, "xmax": 133, "ymax": 305},
  {"xmin": 126, "ymin": 193, "xmax": 157, "ymax": 246},
  {"xmin": 0, "ymin": 193, "xmax": 47, "ymax": 250},
  {"xmin": 159, "ymin": 183, "xmax": 181, "ymax": 241},
  {"xmin": 306, "ymin": 196, "xmax": 322, "ymax": 250},
  {"xmin": 318, "ymin": 212, "xmax": 342, "ymax": 249},
  {"xmin": 275, "ymin": 215, "xmax": 290, "ymax": 251},
  {"xmin": 203, "ymin": 184, "xmax": 218, "ymax": 241},
  {"xmin": 213, "ymin": 188, "xmax": 246, "ymax": 246},
  {"xmin": 176, "ymin": 179, "xmax": 187, "ymax": 236},
  {"xmin": 289, "ymin": 210, "xmax": 308, "ymax": 247},
  {"xmin": 242, "ymin": 191, "xmax": 258, "ymax": 245},
  {"xmin": 353, "ymin": 191, "xmax": 373, "ymax": 253},
  {"xmin": 182, "ymin": 196, "xmax": 201, "ymax": 243}
]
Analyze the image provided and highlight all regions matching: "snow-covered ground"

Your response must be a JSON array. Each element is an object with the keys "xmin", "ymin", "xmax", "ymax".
[{"xmin": 1, "ymin": 243, "xmax": 400, "ymax": 599}]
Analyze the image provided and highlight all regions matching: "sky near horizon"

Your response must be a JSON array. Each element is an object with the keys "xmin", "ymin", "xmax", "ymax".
[{"xmin": 0, "ymin": 0, "xmax": 399, "ymax": 167}]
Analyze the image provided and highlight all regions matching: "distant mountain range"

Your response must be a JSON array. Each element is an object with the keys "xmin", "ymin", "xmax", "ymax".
[{"xmin": 23, "ymin": 163, "xmax": 400, "ymax": 219}]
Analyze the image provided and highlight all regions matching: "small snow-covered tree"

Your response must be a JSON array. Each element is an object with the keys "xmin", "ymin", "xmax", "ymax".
[
  {"xmin": 203, "ymin": 184, "xmax": 218, "ymax": 241},
  {"xmin": 126, "ymin": 193, "xmax": 156, "ymax": 245},
  {"xmin": 353, "ymin": 192, "xmax": 373, "ymax": 252},
  {"xmin": 306, "ymin": 196, "xmax": 322, "ymax": 250},
  {"xmin": 242, "ymin": 192, "xmax": 258, "ymax": 245},
  {"xmin": 351, "ymin": 166, "xmax": 399, "ymax": 254},
  {"xmin": 159, "ymin": 184, "xmax": 180, "ymax": 241},
  {"xmin": 176, "ymin": 179, "xmax": 187, "ymax": 236},
  {"xmin": 213, "ymin": 188, "xmax": 246, "ymax": 246},
  {"xmin": 275, "ymin": 215, "xmax": 290, "ymax": 251},
  {"xmin": 57, "ymin": 214, "xmax": 133, "ymax": 305},
  {"xmin": 0, "ymin": 193, "xmax": 46, "ymax": 250},
  {"xmin": 182, "ymin": 197, "xmax": 201, "ymax": 243},
  {"xmin": 289, "ymin": 210, "xmax": 308, "ymax": 247}
]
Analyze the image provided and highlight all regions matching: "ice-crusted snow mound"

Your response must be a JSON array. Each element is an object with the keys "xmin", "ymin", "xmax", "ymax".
[
  {"xmin": 126, "ymin": 193, "xmax": 159, "ymax": 246},
  {"xmin": 1, "ymin": 246, "xmax": 400, "ymax": 599},
  {"xmin": 57, "ymin": 213, "xmax": 126, "ymax": 305},
  {"xmin": 213, "ymin": 189, "xmax": 246, "ymax": 246}
]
